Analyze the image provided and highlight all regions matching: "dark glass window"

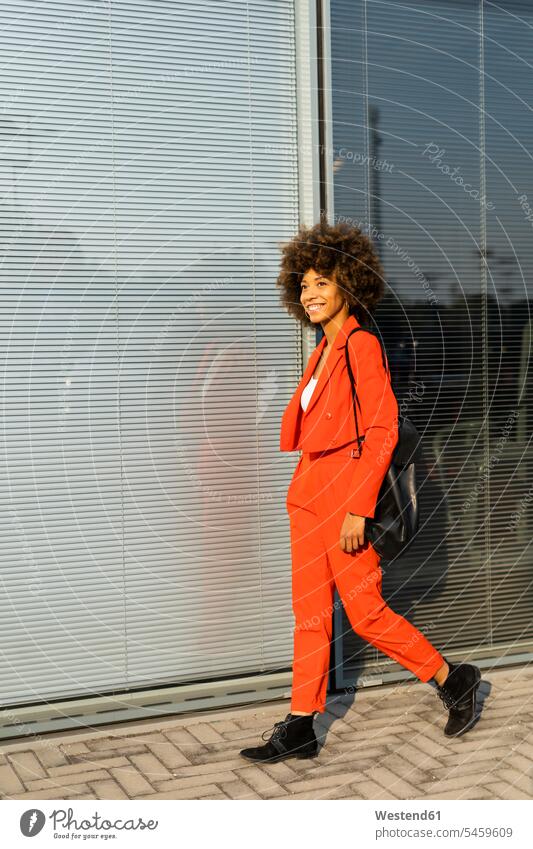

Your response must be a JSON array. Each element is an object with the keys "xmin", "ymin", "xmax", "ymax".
[{"xmin": 329, "ymin": 0, "xmax": 533, "ymax": 684}]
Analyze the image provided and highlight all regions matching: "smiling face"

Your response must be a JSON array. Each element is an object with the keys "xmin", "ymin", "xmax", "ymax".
[{"xmin": 300, "ymin": 268, "xmax": 349, "ymax": 326}]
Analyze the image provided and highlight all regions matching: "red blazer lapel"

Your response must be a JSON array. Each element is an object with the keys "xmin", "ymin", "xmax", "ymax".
[
  {"xmin": 279, "ymin": 334, "xmax": 326, "ymax": 450},
  {"xmin": 280, "ymin": 313, "xmax": 361, "ymax": 451},
  {"xmin": 302, "ymin": 337, "xmax": 342, "ymax": 417},
  {"xmin": 302, "ymin": 314, "xmax": 361, "ymax": 417}
]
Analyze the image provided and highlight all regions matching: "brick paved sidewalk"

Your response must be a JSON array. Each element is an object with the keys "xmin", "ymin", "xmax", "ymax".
[{"xmin": 1, "ymin": 663, "xmax": 532, "ymax": 800}]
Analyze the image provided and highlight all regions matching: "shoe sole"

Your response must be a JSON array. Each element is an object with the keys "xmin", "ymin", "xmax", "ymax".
[
  {"xmin": 444, "ymin": 666, "xmax": 482, "ymax": 737},
  {"xmin": 239, "ymin": 747, "xmax": 318, "ymax": 763}
]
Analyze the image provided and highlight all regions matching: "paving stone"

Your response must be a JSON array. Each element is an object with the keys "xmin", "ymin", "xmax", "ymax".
[
  {"xmin": 314, "ymin": 729, "xmax": 344, "ymax": 746},
  {"xmin": 69, "ymin": 745, "xmax": 150, "ymax": 762},
  {"xmin": 395, "ymin": 743, "xmax": 444, "ymax": 772},
  {"xmin": 199, "ymin": 791, "xmax": 228, "ymax": 799},
  {"xmin": 481, "ymin": 699, "xmax": 529, "ymax": 715},
  {"xmin": 25, "ymin": 769, "xmax": 111, "ymax": 791},
  {"xmin": 0, "ymin": 763, "xmax": 25, "ymax": 795},
  {"xmin": 150, "ymin": 770, "xmax": 237, "ymax": 794},
  {"xmin": 428, "ymin": 786, "xmax": 495, "ymax": 800},
  {"xmin": 491, "ymin": 685, "xmax": 533, "ymax": 701},
  {"xmin": 170, "ymin": 758, "xmax": 245, "ymax": 778},
  {"xmin": 446, "ymin": 733, "xmax": 521, "ymax": 755},
  {"xmin": 322, "ymin": 701, "xmax": 352, "ymax": 718},
  {"xmin": 260, "ymin": 760, "xmax": 300, "ymax": 783},
  {"xmin": 10, "ymin": 783, "xmax": 92, "ymax": 800},
  {"xmin": 505, "ymin": 740, "xmax": 533, "ymax": 761},
  {"xmin": 335, "ymin": 731, "xmax": 410, "ymax": 748},
  {"xmin": 35, "ymin": 746, "xmax": 70, "ymax": 769},
  {"xmin": 348, "ymin": 698, "xmax": 375, "ymax": 714},
  {"xmin": 123, "ymin": 731, "xmax": 171, "ymax": 745},
  {"xmin": 143, "ymin": 739, "xmax": 191, "ymax": 769},
  {"xmin": 60, "ymin": 742, "xmax": 91, "ymax": 756},
  {"xmin": 351, "ymin": 778, "xmax": 398, "ymax": 800},
  {"xmin": 283, "ymin": 770, "xmax": 363, "ymax": 794},
  {"xmin": 353, "ymin": 721, "xmax": 418, "ymax": 737},
  {"xmin": 64, "ymin": 792, "xmax": 98, "ymax": 799},
  {"xmin": 312, "ymin": 776, "xmax": 369, "ymax": 800},
  {"xmin": 322, "ymin": 742, "xmax": 388, "ymax": 763},
  {"xmin": 238, "ymin": 764, "xmax": 289, "ymax": 797},
  {"xmin": 494, "ymin": 767, "xmax": 533, "ymax": 797},
  {"xmin": 234, "ymin": 714, "xmax": 282, "ymax": 731},
  {"xmin": 473, "ymin": 716, "xmax": 524, "ymax": 732},
  {"xmin": 187, "ymin": 723, "xmax": 226, "ymax": 744},
  {"xmin": 325, "ymin": 719, "xmax": 358, "ymax": 734},
  {"xmin": 8, "ymin": 751, "xmax": 47, "ymax": 782},
  {"xmin": 217, "ymin": 779, "xmax": 262, "ymax": 800},
  {"xmin": 326, "ymin": 783, "xmax": 366, "ymax": 799},
  {"xmin": 363, "ymin": 765, "xmax": 420, "ymax": 799},
  {"xmin": 221, "ymin": 729, "xmax": 259, "ymax": 742},
  {"xmin": 288, "ymin": 757, "xmax": 328, "ymax": 774},
  {"xmin": 87, "ymin": 735, "xmax": 147, "ymax": 752},
  {"xmin": 164, "ymin": 727, "xmax": 209, "ymax": 753},
  {"xmin": 377, "ymin": 753, "xmax": 435, "ymax": 786},
  {"xmin": 483, "ymin": 780, "xmax": 532, "ymax": 800},
  {"xmin": 187, "ymin": 740, "xmax": 255, "ymax": 761},
  {"xmin": 426, "ymin": 770, "xmax": 496, "ymax": 794},
  {"xmin": 468, "ymin": 787, "xmax": 501, "ymax": 800},
  {"xmin": 137, "ymin": 782, "xmax": 222, "ymax": 800},
  {"xmin": 210, "ymin": 720, "xmax": 240, "ymax": 733},
  {"xmin": 408, "ymin": 734, "xmax": 450, "ymax": 759},
  {"xmin": 278, "ymin": 787, "xmax": 344, "ymax": 800},
  {"xmin": 439, "ymin": 745, "xmax": 515, "ymax": 767},
  {"xmin": 48, "ymin": 756, "xmax": 130, "ymax": 776},
  {"xmin": 262, "ymin": 753, "xmax": 322, "ymax": 773},
  {"xmin": 495, "ymin": 752, "xmax": 531, "ymax": 776},
  {"xmin": 354, "ymin": 709, "xmax": 420, "ymax": 729},
  {"xmin": 128, "ymin": 752, "xmax": 173, "ymax": 782},
  {"xmin": 89, "ymin": 779, "xmax": 129, "ymax": 799},
  {"xmin": 109, "ymin": 765, "xmax": 154, "ymax": 798},
  {"xmin": 302, "ymin": 756, "xmax": 387, "ymax": 779},
  {"xmin": 322, "ymin": 742, "xmax": 390, "ymax": 759},
  {"xmin": 431, "ymin": 759, "xmax": 501, "ymax": 782}
]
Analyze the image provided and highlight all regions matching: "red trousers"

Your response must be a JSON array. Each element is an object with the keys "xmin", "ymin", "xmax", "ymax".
[{"xmin": 286, "ymin": 445, "xmax": 444, "ymax": 714}]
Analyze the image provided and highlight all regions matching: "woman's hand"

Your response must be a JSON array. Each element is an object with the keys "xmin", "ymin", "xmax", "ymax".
[{"xmin": 340, "ymin": 512, "xmax": 366, "ymax": 553}]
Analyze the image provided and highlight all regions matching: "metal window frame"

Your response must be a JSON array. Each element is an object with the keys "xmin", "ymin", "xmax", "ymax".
[
  {"xmin": 298, "ymin": 0, "xmax": 323, "ymax": 363},
  {"xmin": 0, "ymin": 673, "xmax": 295, "ymax": 742}
]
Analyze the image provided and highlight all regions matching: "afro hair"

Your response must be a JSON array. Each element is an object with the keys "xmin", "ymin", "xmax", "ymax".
[{"xmin": 276, "ymin": 220, "xmax": 385, "ymax": 328}]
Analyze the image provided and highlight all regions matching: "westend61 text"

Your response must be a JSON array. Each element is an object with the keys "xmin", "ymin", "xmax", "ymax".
[{"xmin": 375, "ymin": 809, "xmax": 441, "ymax": 820}]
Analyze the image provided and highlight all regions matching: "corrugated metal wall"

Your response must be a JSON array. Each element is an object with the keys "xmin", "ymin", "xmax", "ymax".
[{"xmin": 0, "ymin": 0, "xmax": 302, "ymax": 706}]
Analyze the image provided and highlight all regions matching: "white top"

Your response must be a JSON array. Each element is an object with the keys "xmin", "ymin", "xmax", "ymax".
[{"xmin": 300, "ymin": 375, "xmax": 319, "ymax": 411}]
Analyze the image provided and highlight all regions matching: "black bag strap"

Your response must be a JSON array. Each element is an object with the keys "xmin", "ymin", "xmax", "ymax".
[
  {"xmin": 345, "ymin": 327, "xmax": 390, "ymax": 374},
  {"xmin": 344, "ymin": 327, "xmax": 392, "ymax": 455}
]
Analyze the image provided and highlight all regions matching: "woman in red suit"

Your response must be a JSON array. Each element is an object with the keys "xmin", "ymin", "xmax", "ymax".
[{"xmin": 240, "ymin": 221, "xmax": 482, "ymax": 764}]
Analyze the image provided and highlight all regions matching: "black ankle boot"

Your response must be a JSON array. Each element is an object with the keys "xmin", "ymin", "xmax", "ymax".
[
  {"xmin": 434, "ymin": 658, "xmax": 481, "ymax": 737},
  {"xmin": 239, "ymin": 713, "xmax": 318, "ymax": 763}
]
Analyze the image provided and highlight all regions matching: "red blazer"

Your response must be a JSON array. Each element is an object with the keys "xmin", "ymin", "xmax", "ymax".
[{"xmin": 280, "ymin": 314, "xmax": 399, "ymax": 519}]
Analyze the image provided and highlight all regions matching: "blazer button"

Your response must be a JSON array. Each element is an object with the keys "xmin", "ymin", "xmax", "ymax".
[{"xmin": 325, "ymin": 411, "xmax": 332, "ymax": 419}]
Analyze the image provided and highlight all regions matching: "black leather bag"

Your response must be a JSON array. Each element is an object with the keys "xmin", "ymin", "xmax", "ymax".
[{"xmin": 344, "ymin": 327, "xmax": 420, "ymax": 560}]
